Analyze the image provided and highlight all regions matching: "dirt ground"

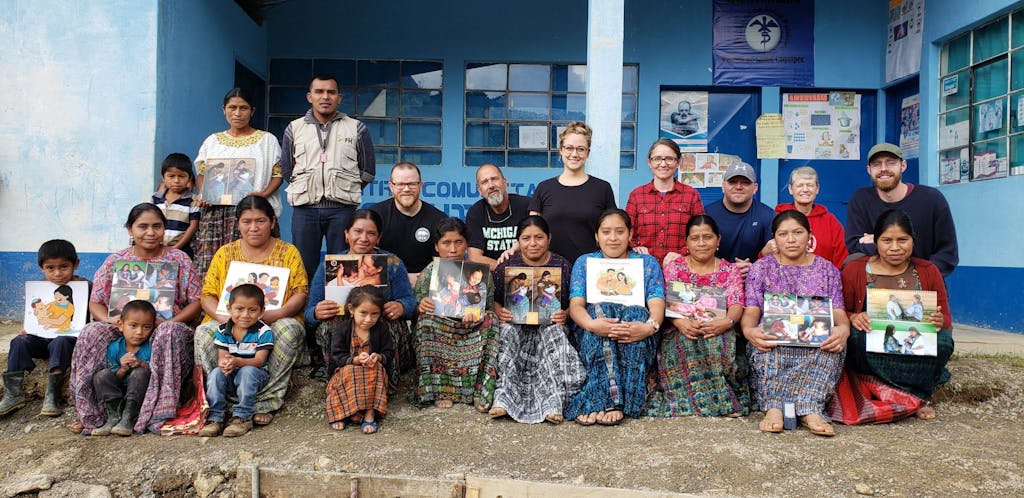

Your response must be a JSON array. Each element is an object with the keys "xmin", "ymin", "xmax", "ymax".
[{"xmin": 0, "ymin": 322, "xmax": 1021, "ymax": 498}]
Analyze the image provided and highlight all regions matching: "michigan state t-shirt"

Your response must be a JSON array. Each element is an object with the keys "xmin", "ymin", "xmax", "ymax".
[{"xmin": 466, "ymin": 193, "xmax": 532, "ymax": 260}]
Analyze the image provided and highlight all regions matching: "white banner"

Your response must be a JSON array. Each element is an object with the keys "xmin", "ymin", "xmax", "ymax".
[{"xmin": 886, "ymin": 0, "xmax": 924, "ymax": 82}]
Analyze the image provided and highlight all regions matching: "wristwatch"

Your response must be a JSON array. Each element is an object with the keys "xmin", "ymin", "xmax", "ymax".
[{"xmin": 646, "ymin": 318, "xmax": 661, "ymax": 332}]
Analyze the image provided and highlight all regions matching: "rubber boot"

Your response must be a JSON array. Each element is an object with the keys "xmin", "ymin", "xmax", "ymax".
[
  {"xmin": 0, "ymin": 371, "xmax": 27, "ymax": 417},
  {"xmin": 39, "ymin": 372, "xmax": 65, "ymax": 417},
  {"xmin": 111, "ymin": 398, "xmax": 141, "ymax": 437},
  {"xmin": 91, "ymin": 400, "xmax": 122, "ymax": 436}
]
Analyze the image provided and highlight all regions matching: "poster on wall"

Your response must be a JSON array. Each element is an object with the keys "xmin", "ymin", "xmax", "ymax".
[
  {"xmin": 756, "ymin": 113, "xmax": 787, "ymax": 158},
  {"xmin": 660, "ymin": 90, "xmax": 709, "ymax": 152},
  {"xmin": 977, "ymin": 100, "xmax": 1004, "ymax": 134},
  {"xmin": 886, "ymin": 0, "xmax": 925, "ymax": 82},
  {"xmin": 972, "ymin": 151, "xmax": 1009, "ymax": 181},
  {"xmin": 678, "ymin": 153, "xmax": 739, "ymax": 188},
  {"xmin": 899, "ymin": 94, "xmax": 920, "ymax": 159},
  {"xmin": 712, "ymin": 0, "xmax": 814, "ymax": 87},
  {"xmin": 782, "ymin": 92, "xmax": 861, "ymax": 160},
  {"xmin": 939, "ymin": 148, "xmax": 969, "ymax": 185}
]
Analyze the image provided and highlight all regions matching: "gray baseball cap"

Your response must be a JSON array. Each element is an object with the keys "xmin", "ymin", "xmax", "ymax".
[
  {"xmin": 867, "ymin": 142, "xmax": 903, "ymax": 162},
  {"xmin": 724, "ymin": 162, "xmax": 757, "ymax": 182}
]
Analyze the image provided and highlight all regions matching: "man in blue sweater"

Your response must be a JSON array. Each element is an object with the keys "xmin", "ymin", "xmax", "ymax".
[{"xmin": 704, "ymin": 162, "xmax": 775, "ymax": 277}]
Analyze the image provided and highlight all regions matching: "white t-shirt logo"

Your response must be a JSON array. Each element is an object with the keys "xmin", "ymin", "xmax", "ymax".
[{"xmin": 415, "ymin": 227, "xmax": 430, "ymax": 243}]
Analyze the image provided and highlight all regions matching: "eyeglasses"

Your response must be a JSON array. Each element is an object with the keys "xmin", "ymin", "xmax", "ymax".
[
  {"xmin": 649, "ymin": 156, "xmax": 679, "ymax": 164},
  {"xmin": 561, "ymin": 145, "xmax": 589, "ymax": 155},
  {"xmin": 389, "ymin": 181, "xmax": 421, "ymax": 190}
]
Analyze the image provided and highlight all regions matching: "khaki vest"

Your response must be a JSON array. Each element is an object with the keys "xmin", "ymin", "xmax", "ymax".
[{"xmin": 284, "ymin": 115, "xmax": 362, "ymax": 206}]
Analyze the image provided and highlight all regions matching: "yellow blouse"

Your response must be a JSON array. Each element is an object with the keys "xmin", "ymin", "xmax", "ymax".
[{"xmin": 201, "ymin": 239, "xmax": 309, "ymax": 322}]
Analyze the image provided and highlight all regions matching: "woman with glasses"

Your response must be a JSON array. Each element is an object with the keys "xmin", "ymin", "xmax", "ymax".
[
  {"xmin": 528, "ymin": 121, "xmax": 617, "ymax": 263},
  {"xmin": 625, "ymin": 138, "xmax": 705, "ymax": 266}
]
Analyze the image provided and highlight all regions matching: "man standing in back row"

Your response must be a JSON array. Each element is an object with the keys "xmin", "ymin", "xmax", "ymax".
[
  {"xmin": 369, "ymin": 162, "xmax": 447, "ymax": 282},
  {"xmin": 280, "ymin": 74, "xmax": 375, "ymax": 284},
  {"xmin": 703, "ymin": 162, "xmax": 775, "ymax": 277},
  {"xmin": 845, "ymin": 143, "xmax": 958, "ymax": 276},
  {"xmin": 465, "ymin": 164, "xmax": 531, "ymax": 271}
]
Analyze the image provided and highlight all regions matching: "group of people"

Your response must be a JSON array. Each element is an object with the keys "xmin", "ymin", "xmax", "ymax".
[{"xmin": 0, "ymin": 73, "xmax": 958, "ymax": 439}]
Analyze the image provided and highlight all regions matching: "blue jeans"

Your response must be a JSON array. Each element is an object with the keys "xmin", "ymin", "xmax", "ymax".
[
  {"xmin": 291, "ymin": 205, "xmax": 354, "ymax": 285},
  {"xmin": 206, "ymin": 365, "xmax": 269, "ymax": 422},
  {"xmin": 7, "ymin": 334, "xmax": 76, "ymax": 373}
]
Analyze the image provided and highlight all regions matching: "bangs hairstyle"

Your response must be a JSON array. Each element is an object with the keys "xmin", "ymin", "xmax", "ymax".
[
  {"xmin": 434, "ymin": 217, "xmax": 469, "ymax": 241},
  {"xmin": 37, "ymin": 239, "xmax": 79, "ymax": 266},
  {"xmin": 121, "ymin": 299, "xmax": 157, "ymax": 321},
  {"xmin": 161, "ymin": 152, "xmax": 195, "ymax": 181},
  {"xmin": 229, "ymin": 283, "xmax": 266, "ymax": 308},
  {"xmin": 346, "ymin": 285, "xmax": 386, "ymax": 311}
]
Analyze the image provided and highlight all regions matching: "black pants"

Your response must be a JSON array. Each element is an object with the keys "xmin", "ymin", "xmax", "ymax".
[
  {"xmin": 92, "ymin": 367, "xmax": 150, "ymax": 404},
  {"xmin": 6, "ymin": 334, "xmax": 76, "ymax": 373}
]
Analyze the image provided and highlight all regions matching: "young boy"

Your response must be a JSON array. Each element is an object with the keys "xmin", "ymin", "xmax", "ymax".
[
  {"xmin": 199, "ymin": 284, "xmax": 273, "ymax": 438},
  {"xmin": 91, "ymin": 300, "xmax": 155, "ymax": 436},
  {"xmin": 1, "ymin": 240, "xmax": 86, "ymax": 418},
  {"xmin": 152, "ymin": 152, "xmax": 200, "ymax": 259}
]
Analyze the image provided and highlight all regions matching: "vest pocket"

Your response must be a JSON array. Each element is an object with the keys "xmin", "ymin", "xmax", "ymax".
[
  {"xmin": 327, "ymin": 169, "xmax": 358, "ymax": 198},
  {"xmin": 285, "ymin": 169, "xmax": 315, "ymax": 206}
]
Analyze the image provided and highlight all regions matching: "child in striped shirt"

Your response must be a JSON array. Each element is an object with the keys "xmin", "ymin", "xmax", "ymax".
[{"xmin": 152, "ymin": 153, "xmax": 199, "ymax": 259}]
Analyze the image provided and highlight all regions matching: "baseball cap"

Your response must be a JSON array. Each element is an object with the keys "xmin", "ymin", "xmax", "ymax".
[
  {"xmin": 724, "ymin": 162, "xmax": 757, "ymax": 182},
  {"xmin": 867, "ymin": 142, "xmax": 903, "ymax": 162}
]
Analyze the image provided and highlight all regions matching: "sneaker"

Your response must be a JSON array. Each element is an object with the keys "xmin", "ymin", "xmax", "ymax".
[
  {"xmin": 223, "ymin": 417, "xmax": 253, "ymax": 438},
  {"xmin": 197, "ymin": 421, "xmax": 223, "ymax": 437}
]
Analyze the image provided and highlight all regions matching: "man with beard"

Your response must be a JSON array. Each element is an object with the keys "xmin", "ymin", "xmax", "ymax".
[
  {"xmin": 845, "ymin": 143, "xmax": 958, "ymax": 276},
  {"xmin": 465, "ymin": 164, "xmax": 531, "ymax": 270},
  {"xmin": 369, "ymin": 162, "xmax": 447, "ymax": 280}
]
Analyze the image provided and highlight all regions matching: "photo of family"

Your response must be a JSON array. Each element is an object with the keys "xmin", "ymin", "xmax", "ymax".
[
  {"xmin": 864, "ymin": 289, "xmax": 939, "ymax": 356},
  {"xmin": 865, "ymin": 289, "xmax": 937, "ymax": 322},
  {"xmin": 585, "ymin": 258, "xmax": 645, "ymax": 307},
  {"xmin": 111, "ymin": 260, "xmax": 178, "ymax": 290},
  {"xmin": 762, "ymin": 293, "xmax": 834, "ymax": 347},
  {"xmin": 215, "ymin": 261, "xmax": 291, "ymax": 315},
  {"xmin": 108, "ymin": 288, "xmax": 176, "ymax": 321},
  {"xmin": 23, "ymin": 281, "xmax": 90, "ymax": 339},
  {"xmin": 428, "ymin": 258, "xmax": 489, "ymax": 320},
  {"xmin": 325, "ymin": 254, "xmax": 389, "ymax": 316},
  {"xmin": 200, "ymin": 157, "xmax": 257, "ymax": 205},
  {"xmin": 664, "ymin": 281, "xmax": 727, "ymax": 321},
  {"xmin": 503, "ymin": 266, "xmax": 562, "ymax": 325}
]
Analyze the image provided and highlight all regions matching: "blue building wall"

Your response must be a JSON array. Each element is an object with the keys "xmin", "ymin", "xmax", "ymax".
[{"xmin": 0, "ymin": 0, "xmax": 1019, "ymax": 332}]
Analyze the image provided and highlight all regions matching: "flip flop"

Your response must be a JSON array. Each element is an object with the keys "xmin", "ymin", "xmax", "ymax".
[
  {"xmin": 596, "ymin": 409, "xmax": 624, "ymax": 426},
  {"xmin": 799, "ymin": 416, "xmax": 835, "ymax": 437},
  {"xmin": 361, "ymin": 420, "xmax": 379, "ymax": 434},
  {"xmin": 574, "ymin": 413, "xmax": 597, "ymax": 426},
  {"xmin": 759, "ymin": 410, "xmax": 784, "ymax": 433}
]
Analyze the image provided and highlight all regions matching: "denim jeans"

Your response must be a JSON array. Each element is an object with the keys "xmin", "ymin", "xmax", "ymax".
[
  {"xmin": 290, "ymin": 204, "xmax": 354, "ymax": 285},
  {"xmin": 7, "ymin": 334, "xmax": 76, "ymax": 373},
  {"xmin": 206, "ymin": 365, "xmax": 270, "ymax": 422}
]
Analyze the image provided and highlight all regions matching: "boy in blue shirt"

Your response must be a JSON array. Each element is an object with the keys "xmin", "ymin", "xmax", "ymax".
[
  {"xmin": 199, "ymin": 284, "xmax": 273, "ymax": 438},
  {"xmin": 1, "ymin": 239, "xmax": 87, "ymax": 418},
  {"xmin": 91, "ymin": 300, "xmax": 155, "ymax": 436}
]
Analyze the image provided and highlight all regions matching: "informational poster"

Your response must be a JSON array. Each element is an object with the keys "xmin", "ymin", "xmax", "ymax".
[
  {"xmin": 938, "ymin": 121, "xmax": 969, "ymax": 150},
  {"xmin": 977, "ymin": 100, "xmax": 1004, "ymax": 134},
  {"xmin": 518, "ymin": 125, "xmax": 548, "ymax": 149},
  {"xmin": 660, "ymin": 90, "xmax": 709, "ymax": 152},
  {"xmin": 939, "ymin": 150, "xmax": 968, "ymax": 185},
  {"xmin": 756, "ymin": 113, "xmax": 787, "ymax": 158},
  {"xmin": 972, "ymin": 151, "xmax": 1009, "ymax": 181},
  {"xmin": 899, "ymin": 94, "xmax": 920, "ymax": 159},
  {"xmin": 782, "ymin": 92, "xmax": 861, "ymax": 160},
  {"xmin": 886, "ymin": 0, "xmax": 925, "ymax": 82},
  {"xmin": 712, "ymin": 0, "xmax": 815, "ymax": 87},
  {"xmin": 678, "ymin": 153, "xmax": 739, "ymax": 189}
]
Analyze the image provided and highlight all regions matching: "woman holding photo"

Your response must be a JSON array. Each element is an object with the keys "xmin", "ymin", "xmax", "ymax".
[
  {"xmin": 646, "ymin": 215, "xmax": 749, "ymax": 418},
  {"xmin": 565, "ymin": 209, "xmax": 665, "ymax": 426},
  {"xmin": 841, "ymin": 209, "xmax": 952, "ymax": 421},
  {"xmin": 70, "ymin": 203, "xmax": 201, "ymax": 434},
  {"xmin": 194, "ymin": 195, "xmax": 308, "ymax": 427},
  {"xmin": 308, "ymin": 209, "xmax": 418, "ymax": 385},
  {"xmin": 193, "ymin": 87, "xmax": 283, "ymax": 275},
  {"xmin": 741, "ymin": 210, "xmax": 849, "ymax": 437},
  {"xmin": 489, "ymin": 215, "xmax": 583, "ymax": 424},
  {"xmin": 412, "ymin": 218, "xmax": 499, "ymax": 410}
]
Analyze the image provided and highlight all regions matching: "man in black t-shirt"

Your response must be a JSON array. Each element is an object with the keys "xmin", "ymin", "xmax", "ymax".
[
  {"xmin": 368, "ymin": 162, "xmax": 447, "ymax": 281},
  {"xmin": 465, "ymin": 164, "xmax": 531, "ymax": 270}
]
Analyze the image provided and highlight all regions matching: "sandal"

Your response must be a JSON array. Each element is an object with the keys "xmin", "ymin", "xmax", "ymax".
[
  {"xmin": 545, "ymin": 413, "xmax": 564, "ymax": 425},
  {"xmin": 596, "ymin": 409, "xmax": 624, "ymax": 426},
  {"xmin": 574, "ymin": 412, "xmax": 597, "ymax": 426},
  {"xmin": 253, "ymin": 412, "xmax": 273, "ymax": 426},
  {"xmin": 799, "ymin": 414, "xmax": 835, "ymax": 437},
  {"xmin": 361, "ymin": 420, "xmax": 379, "ymax": 434},
  {"xmin": 759, "ymin": 409, "xmax": 783, "ymax": 433}
]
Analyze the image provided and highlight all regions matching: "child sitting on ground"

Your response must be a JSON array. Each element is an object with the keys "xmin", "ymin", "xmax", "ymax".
[
  {"xmin": 199, "ymin": 284, "xmax": 273, "ymax": 438},
  {"xmin": 325, "ymin": 286, "xmax": 394, "ymax": 434},
  {"xmin": 91, "ymin": 300, "xmax": 155, "ymax": 436},
  {"xmin": 1, "ymin": 240, "xmax": 87, "ymax": 418}
]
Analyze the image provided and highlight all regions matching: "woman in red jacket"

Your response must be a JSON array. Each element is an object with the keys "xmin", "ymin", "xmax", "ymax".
[{"xmin": 769, "ymin": 166, "xmax": 848, "ymax": 268}]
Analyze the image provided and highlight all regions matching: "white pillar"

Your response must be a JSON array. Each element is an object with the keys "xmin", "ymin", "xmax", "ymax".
[{"xmin": 586, "ymin": 0, "xmax": 625, "ymax": 203}]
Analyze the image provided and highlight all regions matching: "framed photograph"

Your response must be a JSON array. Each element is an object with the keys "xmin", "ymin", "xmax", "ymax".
[
  {"xmin": 763, "ymin": 293, "xmax": 834, "ymax": 347},
  {"xmin": 24, "ymin": 281, "xmax": 90, "ymax": 338},
  {"xmin": 659, "ymin": 90, "xmax": 708, "ymax": 152},
  {"xmin": 324, "ymin": 254, "xmax": 390, "ymax": 315},
  {"xmin": 216, "ymin": 261, "xmax": 291, "ymax": 315},
  {"xmin": 108, "ymin": 260, "xmax": 179, "ymax": 319},
  {"xmin": 585, "ymin": 258, "xmax": 645, "ymax": 307},
  {"xmin": 664, "ymin": 282, "xmax": 728, "ymax": 321},
  {"xmin": 200, "ymin": 157, "xmax": 257, "ymax": 205},
  {"xmin": 428, "ymin": 258, "xmax": 490, "ymax": 320},
  {"xmin": 504, "ymin": 266, "xmax": 562, "ymax": 325},
  {"xmin": 864, "ymin": 289, "xmax": 939, "ymax": 356}
]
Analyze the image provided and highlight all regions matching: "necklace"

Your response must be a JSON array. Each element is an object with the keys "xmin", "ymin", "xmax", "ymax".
[{"xmin": 486, "ymin": 203, "xmax": 513, "ymax": 224}]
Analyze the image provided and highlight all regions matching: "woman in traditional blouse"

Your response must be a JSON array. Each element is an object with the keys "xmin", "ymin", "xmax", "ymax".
[
  {"xmin": 71, "ymin": 203, "xmax": 201, "ymax": 434},
  {"xmin": 565, "ymin": 209, "xmax": 666, "ymax": 426},
  {"xmin": 741, "ymin": 210, "xmax": 849, "ymax": 437},
  {"xmin": 646, "ymin": 215, "xmax": 749, "ymax": 417},
  {"xmin": 194, "ymin": 195, "xmax": 308, "ymax": 427}
]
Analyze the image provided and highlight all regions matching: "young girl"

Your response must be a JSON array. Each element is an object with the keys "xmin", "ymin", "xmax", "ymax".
[{"xmin": 325, "ymin": 286, "xmax": 394, "ymax": 434}]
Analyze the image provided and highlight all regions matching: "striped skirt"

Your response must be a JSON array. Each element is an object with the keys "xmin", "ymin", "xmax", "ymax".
[
  {"xmin": 412, "ymin": 312, "xmax": 500, "ymax": 408},
  {"xmin": 193, "ymin": 206, "xmax": 238, "ymax": 276},
  {"xmin": 846, "ymin": 327, "xmax": 955, "ymax": 399},
  {"xmin": 195, "ymin": 318, "xmax": 304, "ymax": 414},
  {"xmin": 316, "ymin": 317, "xmax": 413, "ymax": 392},
  {"xmin": 748, "ymin": 344, "xmax": 844, "ymax": 417},
  {"xmin": 325, "ymin": 341, "xmax": 388, "ymax": 424},
  {"xmin": 646, "ymin": 327, "xmax": 751, "ymax": 417},
  {"xmin": 70, "ymin": 321, "xmax": 194, "ymax": 434},
  {"xmin": 492, "ymin": 322, "xmax": 585, "ymax": 423},
  {"xmin": 565, "ymin": 303, "xmax": 657, "ymax": 420}
]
